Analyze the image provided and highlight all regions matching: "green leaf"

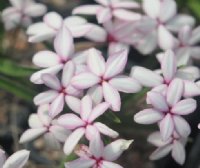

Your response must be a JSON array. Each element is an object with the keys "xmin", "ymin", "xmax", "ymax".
[
  {"xmin": 0, "ymin": 75, "xmax": 36, "ymax": 102},
  {"xmin": 105, "ymin": 111, "xmax": 121, "ymax": 124},
  {"xmin": 188, "ymin": 0, "xmax": 200, "ymax": 20},
  {"xmin": 0, "ymin": 58, "xmax": 37, "ymax": 77}
]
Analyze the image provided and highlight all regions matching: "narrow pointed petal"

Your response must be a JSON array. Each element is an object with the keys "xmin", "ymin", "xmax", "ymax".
[
  {"xmin": 72, "ymin": 72, "xmax": 100, "ymax": 89},
  {"xmin": 158, "ymin": 25, "xmax": 177, "ymax": 50},
  {"xmin": 87, "ymin": 85, "xmax": 103, "ymax": 105},
  {"xmin": 19, "ymin": 128, "xmax": 47, "ymax": 143},
  {"xmin": 172, "ymin": 140, "xmax": 185, "ymax": 165},
  {"xmin": 33, "ymin": 51, "xmax": 60, "ymax": 68},
  {"xmin": 24, "ymin": 4, "xmax": 47, "ymax": 17},
  {"xmin": 64, "ymin": 128, "xmax": 85, "ymax": 155},
  {"xmin": 103, "ymin": 139, "xmax": 133, "ymax": 161},
  {"xmin": 109, "ymin": 76, "xmax": 141, "ymax": 93},
  {"xmin": 80, "ymin": 95, "xmax": 92, "ymax": 121},
  {"xmin": 87, "ymin": 48, "xmax": 106, "ymax": 76},
  {"xmin": 161, "ymin": 50, "xmax": 177, "ymax": 83},
  {"xmin": 171, "ymin": 98, "xmax": 197, "ymax": 115},
  {"xmin": 41, "ymin": 74, "xmax": 61, "ymax": 90},
  {"xmin": 3, "ymin": 150, "xmax": 30, "ymax": 168},
  {"xmin": 88, "ymin": 102, "xmax": 110, "ymax": 122},
  {"xmin": 85, "ymin": 125, "xmax": 99, "ymax": 141},
  {"xmin": 159, "ymin": 114, "xmax": 174, "ymax": 141},
  {"xmin": 58, "ymin": 114, "xmax": 85, "ymax": 129},
  {"xmin": 49, "ymin": 93, "xmax": 65, "ymax": 118},
  {"xmin": 94, "ymin": 122, "xmax": 119, "ymax": 138},
  {"xmin": 159, "ymin": 0, "xmax": 177, "ymax": 22},
  {"xmin": 130, "ymin": 66, "xmax": 163, "ymax": 87},
  {"xmin": 102, "ymin": 82, "xmax": 121, "ymax": 111},
  {"xmin": 54, "ymin": 25, "xmax": 74, "ymax": 60},
  {"xmin": 104, "ymin": 50, "xmax": 128, "ymax": 79},
  {"xmin": 147, "ymin": 91, "xmax": 169, "ymax": 111},
  {"xmin": 72, "ymin": 5, "xmax": 101, "ymax": 15},
  {"xmin": 43, "ymin": 12, "xmax": 63, "ymax": 30},
  {"xmin": 65, "ymin": 96, "xmax": 81, "ymax": 114},
  {"xmin": 97, "ymin": 7, "xmax": 112, "ymax": 23},
  {"xmin": 62, "ymin": 61, "xmax": 75, "ymax": 87},
  {"xmin": 134, "ymin": 109, "xmax": 163, "ymax": 124},
  {"xmin": 34, "ymin": 90, "xmax": 59, "ymax": 105},
  {"xmin": 65, "ymin": 158, "xmax": 95, "ymax": 168},
  {"xmin": 166, "ymin": 78, "xmax": 184, "ymax": 107},
  {"xmin": 113, "ymin": 9, "xmax": 141, "ymax": 21},
  {"xmin": 150, "ymin": 145, "xmax": 173, "ymax": 160},
  {"xmin": 101, "ymin": 161, "xmax": 123, "ymax": 168},
  {"xmin": 30, "ymin": 65, "xmax": 63, "ymax": 84},
  {"xmin": 173, "ymin": 116, "xmax": 191, "ymax": 138},
  {"xmin": 143, "ymin": 0, "xmax": 160, "ymax": 19},
  {"xmin": 148, "ymin": 132, "xmax": 171, "ymax": 147}
]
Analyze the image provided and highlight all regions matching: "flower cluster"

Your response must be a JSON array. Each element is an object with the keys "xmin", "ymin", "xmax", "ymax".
[{"xmin": 1, "ymin": 0, "xmax": 200, "ymax": 167}]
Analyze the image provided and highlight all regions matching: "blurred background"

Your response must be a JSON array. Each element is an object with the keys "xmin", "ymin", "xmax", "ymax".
[{"xmin": 1, "ymin": 0, "xmax": 200, "ymax": 167}]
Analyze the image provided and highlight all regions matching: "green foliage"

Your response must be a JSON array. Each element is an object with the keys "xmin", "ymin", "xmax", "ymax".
[
  {"xmin": 105, "ymin": 111, "xmax": 121, "ymax": 124},
  {"xmin": 188, "ymin": 0, "xmax": 200, "ymax": 20}
]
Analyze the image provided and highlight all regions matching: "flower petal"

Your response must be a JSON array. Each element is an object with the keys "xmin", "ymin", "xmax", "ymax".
[
  {"xmin": 3, "ymin": 150, "xmax": 30, "ymax": 168},
  {"xmin": 148, "ymin": 131, "xmax": 171, "ymax": 147},
  {"xmin": 183, "ymin": 81, "xmax": 200, "ymax": 98},
  {"xmin": 171, "ymin": 98, "xmax": 197, "ymax": 115},
  {"xmin": 85, "ymin": 125, "xmax": 99, "ymax": 141},
  {"xmin": 41, "ymin": 74, "xmax": 61, "ymax": 90},
  {"xmin": 143, "ymin": 0, "xmax": 160, "ymax": 19},
  {"xmin": 19, "ymin": 128, "xmax": 47, "ymax": 143},
  {"xmin": 109, "ymin": 76, "xmax": 141, "ymax": 93},
  {"xmin": 113, "ymin": 9, "xmax": 141, "ymax": 21},
  {"xmin": 130, "ymin": 66, "xmax": 163, "ymax": 87},
  {"xmin": 166, "ymin": 78, "xmax": 184, "ymax": 107},
  {"xmin": 58, "ymin": 114, "xmax": 85, "ymax": 130},
  {"xmin": 94, "ymin": 122, "xmax": 119, "ymax": 138},
  {"xmin": 101, "ymin": 161, "xmax": 123, "ymax": 168},
  {"xmin": 150, "ymin": 144, "xmax": 173, "ymax": 160},
  {"xmin": 54, "ymin": 25, "xmax": 74, "ymax": 60},
  {"xmin": 62, "ymin": 61, "xmax": 75, "ymax": 87},
  {"xmin": 103, "ymin": 139, "xmax": 133, "ymax": 161},
  {"xmin": 72, "ymin": 72, "xmax": 100, "ymax": 89},
  {"xmin": 65, "ymin": 158, "xmax": 95, "ymax": 168},
  {"xmin": 173, "ymin": 115, "xmax": 191, "ymax": 138},
  {"xmin": 87, "ymin": 85, "xmax": 103, "ymax": 105},
  {"xmin": 87, "ymin": 48, "xmax": 106, "ymax": 76},
  {"xmin": 64, "ymin": 128, "xmax": 85, "ymax": 155},
  {"xmin": 80, "ymin": 95, "xmax": 92, "ymax": 121},
  {"xmin": 97, "ymin": 7, "xmax": 112, "ymax": 23},
  {"xmin": 72, "ymin": 5, "xmax": 101, "ymax": 15},
  {"xmin": 104, "ymin": 49, "xmax": 128, "ymax": 79},
  {"xmin": 172, "ymin": 140, "xmax": 185, "ymax": 165},
  {"xmin": 134, "ymin": 109, "xmax": 164, "ymax": 124},
  {"xmin": 159, "ymin": 114, "xmax": 174, "ymax": 141},
  {"xmin": 28, "ymin": 114, "xmax": 43, "ymax": 128},
  {"xmin": 102, "ymin": 82, "xmax": 121, "ymax": 111},
  {"xmin": 50, "ymin": 125, "xmax": 71, "ymax": 142},
  {"xmin": 147, "ymin": 91, "xmax": 169, "ymax": 111},
  {"xmin": 65, "ymin": 96, "xmax": 81, "ymax": 114},
  {"xmin": 24, "ymin": 3, "xmax": 47, "ymax": 17},
  {"xmin": 43, "ymin": 12, "xmax": 63, "ymax": 30}
]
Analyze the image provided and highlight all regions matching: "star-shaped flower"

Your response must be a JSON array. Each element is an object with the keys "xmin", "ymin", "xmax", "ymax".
[
  {"xmin": 57, "ymin": 95, "xmax": 119, "ymax": 155},
  {"xmin": 71, "ymin": 48, "xmax": 141, "ymax": 111},
  {"xmin": 65, "ymin": 134, "xmax": 133, "ymax": 168},
  {"xmin": 20, "ymin": 104, "xmax": 71, "ymax": 149},
  {"xmin": 2, "ymin": 0, "xmax": 47, "ymax": 30},
  {"xmin": 73, "ymin": 0, "xmax": 141, "ymax": 24}
]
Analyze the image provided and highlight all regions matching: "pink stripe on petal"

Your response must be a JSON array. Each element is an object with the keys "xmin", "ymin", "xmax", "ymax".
[
  {"xmin": 65, "ymin": 158, "xmax": 95, "ymax": 168},
  {"xmin": 101, "ymin": 161, "xmax": 123, "ymax": 168},
  {"xmin": 80, "ymin": 95, "xmax": 93, "ymax": 121},
  {"xmin": 61, "ymin": 61, "xmax": 75, "ymax": 87}
]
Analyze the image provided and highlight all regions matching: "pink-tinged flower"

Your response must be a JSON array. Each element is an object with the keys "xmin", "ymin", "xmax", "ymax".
[
  {"xmin": 71, "ymin": 48, "xmax": 141, "ymax": 110},
  {"xmin": 19, "ymin": 104, "xmax": 71, "ymax": 149},
  {"xmin": 134, "ymin": 0, "xmax": 195, "ymax": 53},
  {"xmin": 57, "ymin": 95, "xmax": 119, "ymax": 155},
  {"xmin": 72, "ymin": 0, "xmax": 141, "ymax": 24},
  {"xmin": 0, "ymin": 149, "xmax": 30, "ymax": 168},
  {"xmin": 131, "ymin": 50, "xmax": 200, "ymax": 97},
  {"xmin": 157, "ymin": 26, "xmax": 200, "ymax": 66},
  {"xmin": 65, "ymin": 134, "xmax": 133, "ymax": 168},
  {"xmin": 30, "ymin": 25, "xmax": 87, "ymax": 84},
  {"xmin": 33, "ymin": 61, "xmax": 82, "ymax": 118},
  {"xmin": 2, "ymin": 0, "xmax": 47, "ymax": 30},
  {"xmin": 27, "ymin": 12, "xmax": 96, "ymax": 43},
  {"xmin": 148, "ymin": 131, "xmax": 187, "ymax": 165},
  {"xmin": 134, "ymin": 88, "xmax": 197, "ymax": 140}
]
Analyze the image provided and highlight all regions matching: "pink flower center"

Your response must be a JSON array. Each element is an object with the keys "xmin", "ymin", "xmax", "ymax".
[
  {"xmin": 107, "ymin": 34, "xmax": 117, "ymax": 43},
  {"xmin": 59, "ymin": 86, "xmax": 67, "ymax": 95},
  {"xmin": 91, "ymin": 156, "xmax": 103, "ymax": 167}
]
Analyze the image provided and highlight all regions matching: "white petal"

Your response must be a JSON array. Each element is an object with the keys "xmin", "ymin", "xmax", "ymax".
[
  {"xmin": 113, "ymin": 9, "xmax": 141, "ymax": 21},
  {"xmin": 85, "ymin": 125, "xmax": 99, "ymax": 141},
  {"xmin": 103, "ymin": 139, "xmax": 133, "ymax": 161},
  {"xmin": 143, "ymin": 0, "xmax": 160, "ymax": 19},
  {"xmin": 19, "ymin": 128, "xmax": 47, "ymax": 143},
  {"xmin": 62, "ymin": 61, "xmax": 75, "ymax": 87},
  {"xmin": 41, "ymin": 74, "xmax": 61, "ymax": 90},
  {"xmin": 65, "ymin": 158, "xmax": 95, "ymax": 168},
  {"xmin": 64, "ymin": 128, "xmax": 85, "ymax": 155},
  {"xmin": 3, "ymin": 150, "xmax": 30, "ymax": 168},
  {"xmin": 148, "ymin": 131, "xmax": 171, "ymax": 147},
  {"xmin": 109, "ymin": 76, "xmax": 141, "ymax": 93},
  {"xmin": 150, "ymin": 145, "xmax": 173, "ymax": 160},
  {"xmin": 97, "ymin": 7, "xmax": 112, "ymax": 23},
  {"xmin": 80, "ymin": 95, "xmax": 92, "ymax": 121},
  {"xmin": 65, "ymin": 96, "xmax": 81, "ymax": 114},
  {"xmin": 24, "ymin": 3, "xmax": 47, "ymax": 17},
  {"xmin": 172, "ymin": 140, "xmax": 186, "ymax": 165},
  {"xmin": 87, "ymin": 85, "xmax": 103, "ymax": 105},
  {"xmin": 183, "ymin": 81, "xmax": 200, "ymax": 98},
  {"xmin": 134, "ymin": 109, "xmax": 163, "ymax": 124},
  {"xmin": 28, "ymin": 114, "xmax": 43, "ymax": 128},
  {"xmin": 43, "ymin": 12, "xmax": 63, "ymax": 30},
  {"xmin": 130, "ymin": 66, "xmax": 163, "ymax": 87},
  {"xmin": 72, "ymin": 5, "xmax": 101, "ymax": 15},
  {"xmin": 0, "ymin": 149, "xmax": 6, "ymax": 167},
  {"xmin": 101, "ymin": 161, "xmax": 123, "ymax": 168},
  {"xmin": 102, "ymin": 82, "xmax": 121, "ymax": 111},
  {"xmin": 159, "ymin": 114, "xmax": 174, "ymax": 141},
  {"xmin": 173, "ymin": 116, "xmax": 191, "ymax": 138},
  {"xmin": 87, "ymin": 48, "xmax": 106, "ymax": 76}
]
